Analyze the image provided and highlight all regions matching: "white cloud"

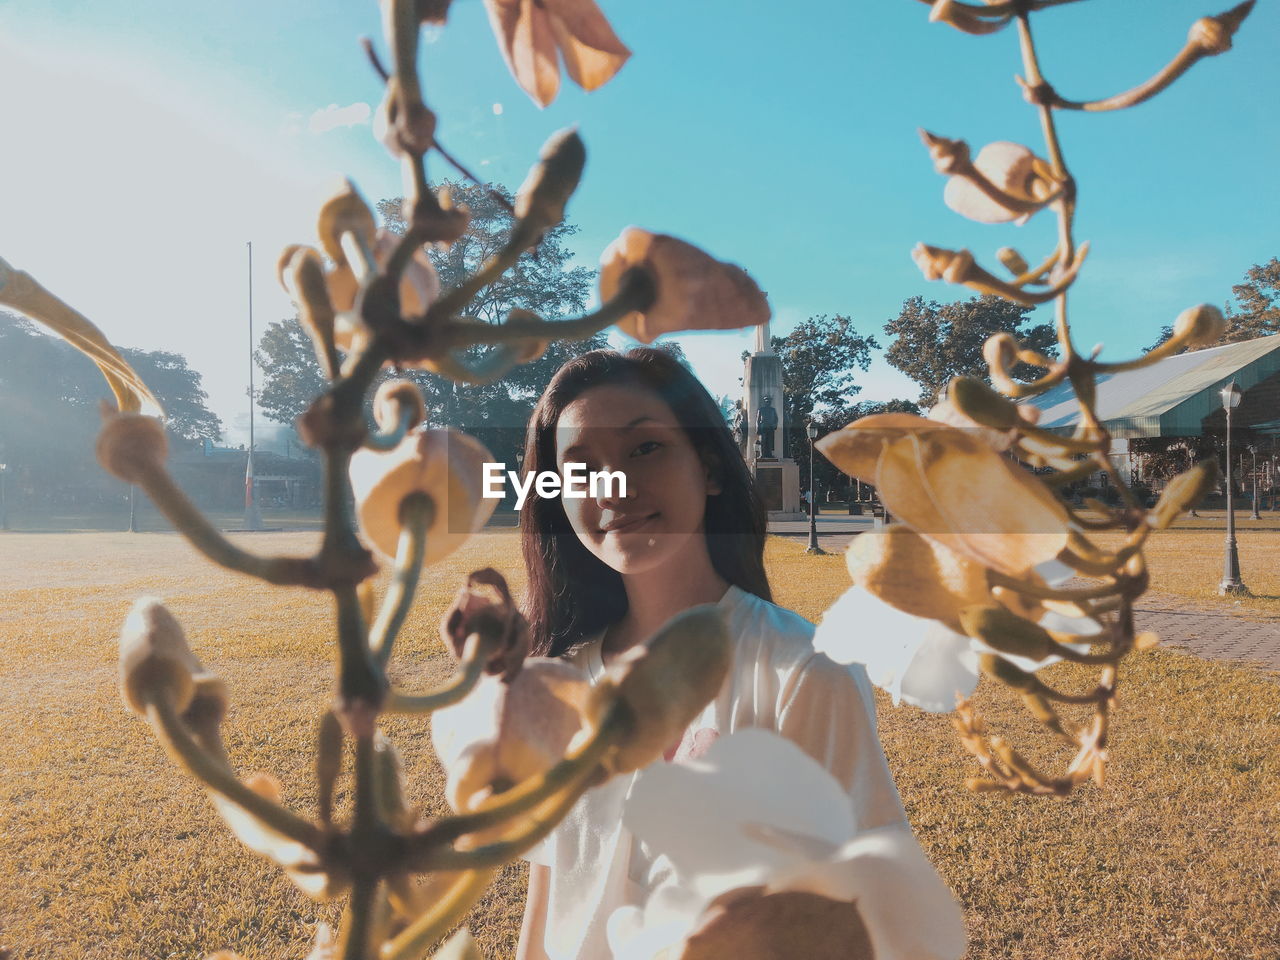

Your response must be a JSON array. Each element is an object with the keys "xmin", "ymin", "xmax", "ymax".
[{"xmin": 307, "ymin": 102, "xmax": 371, "ymax": 134}]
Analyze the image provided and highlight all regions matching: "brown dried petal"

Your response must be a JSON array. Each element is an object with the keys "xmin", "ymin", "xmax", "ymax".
[
  {"xmin": 677, "ymin": 890, "xmax": 873, "ymax": 960},
  {"xmin": 440, "ymin": 568, "xmax": 531, "ymax": 681},
  {"xmin": 598, "ymin": 228, "xmax": 770, "ymax": 344}
]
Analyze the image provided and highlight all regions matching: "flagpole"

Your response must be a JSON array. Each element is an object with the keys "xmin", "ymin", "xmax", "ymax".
[{"xmin": 244, "ymin": 240, "xmax": 263, "ymax": 531}]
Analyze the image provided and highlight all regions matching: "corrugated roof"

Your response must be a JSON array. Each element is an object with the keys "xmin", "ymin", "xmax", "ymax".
[{"xmin": 1025, "ymin": 335, "xmax": 1280, "ymax": 438}]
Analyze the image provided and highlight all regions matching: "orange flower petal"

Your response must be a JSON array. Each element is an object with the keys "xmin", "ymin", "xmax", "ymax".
[
  {"xmin": 815, "ymin": 413, "xmax": 947, "ymax": 484},
  {"xmin": 545, "ymin": 0, "xmax": 631, "ymax": 91},
  {"xmin": 848, "ymin": 527, "xmax": 992, "ymax": 633},
  {"xmin": 913, "ymin": 430, "xmax": 1068, "ymax": 576}
]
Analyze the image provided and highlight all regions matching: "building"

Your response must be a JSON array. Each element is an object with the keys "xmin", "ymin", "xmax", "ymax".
[{"xmin": 1023, "ymin": 335, "xmax": 1280, "ymax": 495}]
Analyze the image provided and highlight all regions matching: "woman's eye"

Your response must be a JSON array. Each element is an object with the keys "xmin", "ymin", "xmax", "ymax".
[{"xmin": 630, "ymin": 440, "xmax": 662, "ymax": 457}]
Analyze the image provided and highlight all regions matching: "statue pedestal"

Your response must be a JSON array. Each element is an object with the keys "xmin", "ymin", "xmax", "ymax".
[{"xmin": 752, "ymin": 458, "xmax": 803, "ymax": 519}]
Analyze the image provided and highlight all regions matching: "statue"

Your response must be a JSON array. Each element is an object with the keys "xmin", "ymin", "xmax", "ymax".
[
  {"xmin": 731, "ymin": 400, "xmax": 747, "ymax": 453},
  {"xmin": 756, "ymin": 395, "xmax": 779, "ymax": 459}
]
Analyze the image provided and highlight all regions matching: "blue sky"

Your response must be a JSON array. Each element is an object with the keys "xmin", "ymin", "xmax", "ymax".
[{"xmin": 1, "ymin": 0, "xmax": 1276, "ymax": 442}]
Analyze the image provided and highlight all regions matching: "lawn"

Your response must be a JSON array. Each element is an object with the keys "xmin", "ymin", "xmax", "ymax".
[{"xmin": 1, "ymin": 530, "xmax": 1278, "ymax": 959}]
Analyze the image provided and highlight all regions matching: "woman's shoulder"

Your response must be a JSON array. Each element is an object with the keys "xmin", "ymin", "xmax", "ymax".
[{"xmin": 722, "ymin": 586, "xmax": 817, "ymax": 666}]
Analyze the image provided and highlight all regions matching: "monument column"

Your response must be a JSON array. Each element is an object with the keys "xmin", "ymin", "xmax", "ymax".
[{"xmin": 742, "ymin": 322, "xmax": 803, "ymax": 518}]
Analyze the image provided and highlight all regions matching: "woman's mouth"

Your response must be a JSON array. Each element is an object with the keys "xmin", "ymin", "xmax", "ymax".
[{"xmin": 599, "ymin": 512, "xmax": 658, "ymax": 535}]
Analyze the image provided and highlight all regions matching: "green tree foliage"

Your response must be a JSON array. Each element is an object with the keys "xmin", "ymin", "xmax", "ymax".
[
  {"xmin": 0, "ymin": 312, "xmax": 221, "ymax": 510},
  {"xmin": 1146, "ymin": 257, "xmax": 1280, "ymax": 351},
  {"xmin": 258, "ymin": 182, "xmax": 607, "ymax": 468},
  {"xmin": 255, "ymin": 318, "xmax": 331, "ymax": 426},
  {"xmin": 884, "ymin": 294, "xmax": 1057, "ymax": 407}
]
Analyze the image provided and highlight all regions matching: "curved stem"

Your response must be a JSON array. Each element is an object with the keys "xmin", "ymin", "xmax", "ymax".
[
  {"xmin": 147, "ymin": 697, "xmax": 322, "ymax": 849},
  {"xmin": 337, "ymin": 875, "xmax": 381, "ymax": 960},
  {"xmin": 384, "ymin": 639, "xmax": 488, "ymax": 714},
  {"xmin": 370, "ymin": 496, "xmax": 433, "ymax": 666},
  {"xmin": 407, "ymin": 705, "xmax": 628, "ymax": 869},
  {"xmin": 381, "ymin": 869, "xmax": 495, "ymax": 960},
  {"xmin": 365, "ymin": 405, "xmax": 418, "ymax": 452},
  {"xmin": 134, "ymin": 460, "xmax": 323, "ymax": 587}
]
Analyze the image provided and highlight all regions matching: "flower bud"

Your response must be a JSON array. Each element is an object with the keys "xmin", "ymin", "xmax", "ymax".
[
  {"xmin": 1172, "ymin": 303, "xmax": 1226, "ymax": 348},
  {"xmin": 118, "ymin": 597, "xmax": 203, "ymax": 715},
  {"xmin": 978, "ymin": 653, "xmax": 1041, "ymax": 693},
  {"xmin": 959, "ymin": 605, "xmax": 1054, "ymax": 661},
  {"xmin": 982, "ymin": 332, "xmax": 1020, "ymax": 371},
  {"xmin": 349, "ymin": 427, "xmax": 496, "ymax": 565},
  {"xmin": 316, "ymin": 179, "xmax": 377, "ymax": 266},
  {"xmin": 96, "ymin": 413, "xmax": 168, "ymax": 484},
  {"xmin": 515, "ymin": 128, "xmax": 586, "ymax": 235},
  {"xmin": 911, "ymin": 243, "xmax": 975, "ymax": 285},
  {"xmin": 440, "ymin": 568, "xmax": 530, "ymax": 682},
  {"xmin": 373, "ymin": 379, "xmax": 426, "ymax": 433},
  {"xmin": 599, "ymin": 228, "xmax": 770, "ymax": 344},
  {"xmin": 374, "ymin": 85, "xmax": 438, "ymax": 159},
  {"xmin": 996, "ymin": 247, "xmax": 1029, "ymax": 277},
  {"xmin": 1149, "ymin": 459, "xmax": 1219, "ymax": 530},
  {"xmin": 946, "ymin": 376, "xmax": 1021, "ymax": 431},
  {"xmin": 918, "ymin": 129, "xmax": 970, "ymax": 176},
  {"xmin": 590, "ymin": 605, "xmax": 730, "ymax": 774}
]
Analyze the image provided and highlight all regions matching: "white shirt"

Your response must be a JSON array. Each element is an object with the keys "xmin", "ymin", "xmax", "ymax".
[{"xmin": 526, "ymin": 585, "xmax": 909, "ymax": 960}]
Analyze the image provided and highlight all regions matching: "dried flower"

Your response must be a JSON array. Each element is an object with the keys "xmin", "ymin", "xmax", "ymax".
[
  {"xmin": 482, "ymin": 0, "xmax": 631, "ymax": 107},
  {"xmin": 349, "ymin": 427, "xmax": 496, "ymax": 565},
  {"xmin": 431, "ymin": 658, "xmax": 591, "ymax": 812},
  {"xmin": 598, "ymin": 228, "xmax": 770, "ymax": 344},
  {"xmin": 316, "ymin": 179, "xmax": 377, "ymax": 266},
  {"xmin": 372, "ymin": 379, "xmax": 427, "ymax": 433},
  {"xmin": 588, "ymin": 605, "xmax": 731, "ymax": 774},
  {"xmin": 1172, "ymin": 303, "xmax": 1226, "ymax": 347},
  {"xmin": 96, "ymin": 413, "xmax": 168, "ymax": 485},
  {"xmin": 118, "ymin": 597, "xmax": 203, "ymax": 715},
  {"xmin": 615, "ymin": 729, "xmax": 966, "ymax": 960},
  {"xmin": 816, "ymin": 413, "xmax": 1069, "ymax": 577},
  {"xmin": 440, "ymin": 568, "xmax": 530, "ymax": 682},
  {"xmin": 942, "ymin": 141, "xmax": 1056, "ymax": 225},
  {"xmin": 327, "ymin": 230, "xmax": 440, "ymax": 330}
]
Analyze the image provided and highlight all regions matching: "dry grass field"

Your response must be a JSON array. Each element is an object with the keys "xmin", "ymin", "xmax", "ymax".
[{"xmin": 2, "ymin": 529, "xmax": 1279, "ymax": 959}]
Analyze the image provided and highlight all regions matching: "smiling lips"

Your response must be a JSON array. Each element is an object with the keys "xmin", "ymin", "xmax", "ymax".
[{"xmin": 599, "ymin": 512, "xmax": 657, "ymax": 534}]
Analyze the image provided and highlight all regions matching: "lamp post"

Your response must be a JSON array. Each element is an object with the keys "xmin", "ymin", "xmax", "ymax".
[
  {"xmin": 805, "ymin": 420, "xmax": 825, "ymax": 555},
  {"xmin": 244, "ymin": 241, "xmax": 263, "ymax": 531},
  {"xmin": 0, "ymin": 462, "xmax": 8, "ymax": 531},
  {"xmin": 128, "ymin": 484, "xmax": 138, "ymax": 533},
  {"xmin": 1249, "ymin": 444, "xmax": 1261, "ymax": 520},
  {"xmin": 1219, "ymin": 380, "xmax": 1247, "ymax": 595}
]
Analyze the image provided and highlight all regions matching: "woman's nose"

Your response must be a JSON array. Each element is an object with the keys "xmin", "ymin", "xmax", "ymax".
[{"xmin": 592, "ymin": 464, "xmax": 632, "ymax": 508}]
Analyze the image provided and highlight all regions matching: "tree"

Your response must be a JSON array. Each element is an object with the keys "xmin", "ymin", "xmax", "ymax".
[
  {"xmin": 1146, "ymin": 256, "xmax": 1280, "ymax": 351},
  {"xmin": 255, "ymin": 318, "xmax": 331, "ymax": 426},
  {"xmin": 884, "ymin": 294, "xmax": 1057, "ymax": 407},
  {"xmin": 0, "ymin": 312, "xmax": 222, "ymax": 511},
  {"xmin": 121, "ymin": 348, "xmax": 222, "ymax": 442},
  {"xmin": 763, "ymin": 314, "xmax": 879, "ymax": 486}
]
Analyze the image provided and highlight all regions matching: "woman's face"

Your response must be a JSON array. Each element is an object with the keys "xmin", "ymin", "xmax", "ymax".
[{"xmin": 554, "ymin": 382, "xmax": 721, "ymax": 577}]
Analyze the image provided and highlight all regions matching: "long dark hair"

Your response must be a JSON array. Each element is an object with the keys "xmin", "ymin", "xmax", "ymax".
[{"xmin": 521, "ymin": 348, "xmax": 771, "ymax": 657}]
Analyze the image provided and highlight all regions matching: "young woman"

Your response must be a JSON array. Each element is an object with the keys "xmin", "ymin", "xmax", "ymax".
[{"xmin": 516, "ymin": 347, "xmax": 907, "ymax": 960}]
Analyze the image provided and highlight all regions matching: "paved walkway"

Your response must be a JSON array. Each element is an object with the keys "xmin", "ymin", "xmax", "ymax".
[{"xmin": 769, "ymin": 521, "xmax": 1280, "ymax": 674}]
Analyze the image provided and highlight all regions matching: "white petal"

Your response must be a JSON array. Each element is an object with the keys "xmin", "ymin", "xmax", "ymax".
[
  {"xmin": 898, "ymin": 629, "xmax": 980, "ymax": 713},
  {"xmin": 623, "ymin": 729, "xmax": 856, "ymax": 899},
  {"xmin": 770, "ymin": 825, "xmax": 967, "ymax": 960},
  {"xmin": 814, "ymin": 587, "xmax": 976, "ymax": 712},
  {"xmin": 607, "ymin": 884, "xmax": 704, "ymax": 960}
]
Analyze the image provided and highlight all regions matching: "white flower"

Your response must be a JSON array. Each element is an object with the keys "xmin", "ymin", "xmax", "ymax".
[
  {"xmin": 613, "ymin": 729, "xmax": 966, "ymax": 960},
  {"xmin": 813, "ymin": 571, "xmax": 1098, "ymax": 714}
]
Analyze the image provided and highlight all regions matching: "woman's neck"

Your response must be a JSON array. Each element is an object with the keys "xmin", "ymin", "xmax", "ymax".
[{"xmin": 603, "ymin": 538, "xmax": 729, "ymax": 662}]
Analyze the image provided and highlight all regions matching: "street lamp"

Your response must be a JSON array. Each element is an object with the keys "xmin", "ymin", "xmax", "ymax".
[
  {"xmin": 1249, "ymin": 444, "xmax": 1261, "ymax": 520},
  {"xmin": 1219, "ymin": 380, "xmax": 1247, "ymax": 595},
  {"xmin": 805, "ymin": 420, "xmax": 825, "ymax": 555},
  {"xmin": 0, "ymin": 461, "xmax": 8, "ymax": 531}
]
